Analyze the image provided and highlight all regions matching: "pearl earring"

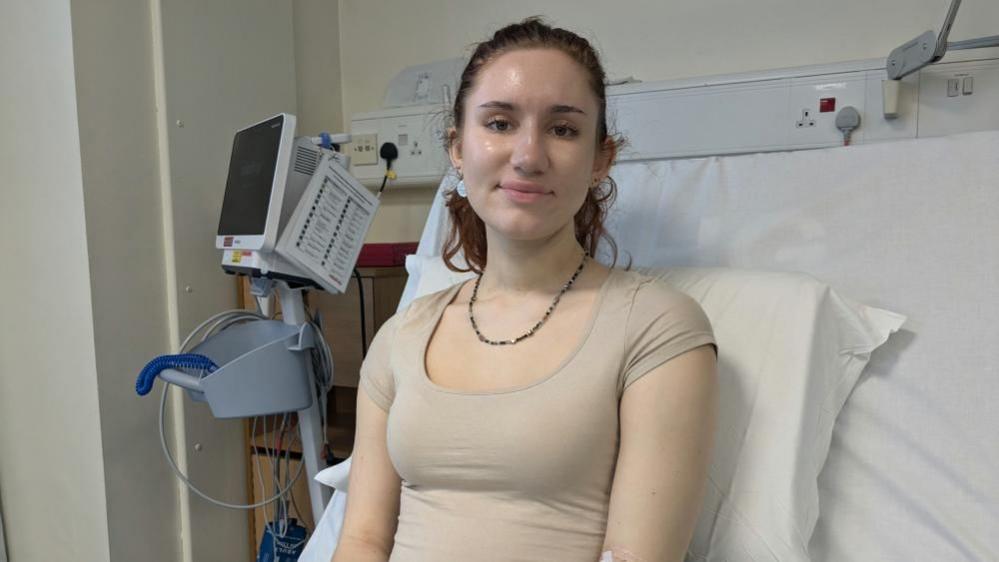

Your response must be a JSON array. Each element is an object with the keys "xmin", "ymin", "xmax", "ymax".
[{"xmin": 456, "ymin": 170, "xmax": 467, "ymax": 198}]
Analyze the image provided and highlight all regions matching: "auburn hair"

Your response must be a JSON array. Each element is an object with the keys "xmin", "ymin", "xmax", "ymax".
[{"xmin": 441, "ymin": 16, "xmax": 627, "ymax": 274}]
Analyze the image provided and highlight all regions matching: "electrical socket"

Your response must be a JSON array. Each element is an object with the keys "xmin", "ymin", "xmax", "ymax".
[
  {"xmin": 351, "ymin": 133, "xmax": 378, "ymax": 165},
  {"xmin": 795, "ymin": 108, "xmax": 816, "ymax": 128}
]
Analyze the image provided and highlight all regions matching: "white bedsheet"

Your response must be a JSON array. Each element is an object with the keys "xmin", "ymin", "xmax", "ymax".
[{"xmin": 408, "ymin": 131, "xmax": 999, "ymax": 561}]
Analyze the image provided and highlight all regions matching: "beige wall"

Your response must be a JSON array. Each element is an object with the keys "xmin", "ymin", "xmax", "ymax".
[
  {"xmin": 0, "ymin": 1, "xmax": 112, "ymax": 561},
  {"xmin": 2, "ymin": 0, "xmax": 306, "ymax": 559},
  {"xmin": 294, "ymin": 0, "xmax": 345, "ymax": 136},
  {"xmin": 336, "ymin": 0, "xmax": 999, "ymax": 244},
  {"xmin": 70, "ymin": 0, "xmax": 181, "ymax": 559},
  {"xmin": 153, "ymin": 0, "xmax": 298, "ymax": 559}
]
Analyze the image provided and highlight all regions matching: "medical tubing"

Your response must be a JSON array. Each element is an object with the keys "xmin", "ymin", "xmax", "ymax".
[
  {"xmin": 136, "ymin": 308, "xmax": 263, "ymax": 396},
  {"xmin": 307, "ymin": 317, "xmax": 334, "ymax": 458},
  {"xmin": 159, "ymin": 377, "xmax": 304, "ymax": 510},
  {"xmin": 135, "ymin": 354, "xmax": 218, "ymax": 396},
  {"xmin": 254, "ymin": 414, "xmax": 308, "ymax": 552},
  {"xmin": 272, "ymin": 413, "xmax": 308, "ymax": 549},
  {"xmin": 257, "ymin": 414, "xmax": 278, "ymax": 556},
  {"xmin": 257, "ymin": 415, "xmax": 307, "ymax": 554},
  {"xmin": 179, "ymin": 309, "xmax": 267, "ymax": 352},
  {"xmin": 199, "ymin": 312, "xmax": 267, "ymax": 345},
  {"xmin": 155, "ymin": 308, "xmax": 304, "ymax": 510}
]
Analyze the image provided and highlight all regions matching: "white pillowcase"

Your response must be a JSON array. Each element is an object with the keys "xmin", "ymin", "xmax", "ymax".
[
  {"xmin": 405, "ymin": 255, "xmax": 906, "ymax": 562},
  {"xmin": 641, "ymin": 266, "xmax": 904, "ymax": 561}
]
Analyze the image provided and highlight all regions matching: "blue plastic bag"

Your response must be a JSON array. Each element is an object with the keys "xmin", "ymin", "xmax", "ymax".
[{"xmin": 258, "ymin": 518, "xmax": 308, "ymax": 562}]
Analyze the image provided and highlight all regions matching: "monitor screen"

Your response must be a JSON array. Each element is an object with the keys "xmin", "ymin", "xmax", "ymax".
[{"xmin": 217, "ymin": 114, "xmax": 286, "ymax": 236}]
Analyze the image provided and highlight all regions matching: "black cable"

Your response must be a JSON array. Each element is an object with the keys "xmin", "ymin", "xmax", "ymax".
[
  {"xmin": 377, "ymin": 142, "xmax": 398, "ymax": 197},
  {"xmin": 353, "ymin": 268, "xmax": 368, "ymax": 359}
]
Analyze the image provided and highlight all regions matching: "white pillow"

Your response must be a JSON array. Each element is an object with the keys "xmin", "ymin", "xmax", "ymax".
[
  {"xmin": 406, "ymin": 252, "xmax": 475, "ymax": 297},
  {"xmin": 406, "ymin": 256, "xmax": 906, "ymax": 562}
]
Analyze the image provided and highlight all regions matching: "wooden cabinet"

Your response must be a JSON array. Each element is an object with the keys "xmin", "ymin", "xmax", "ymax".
[
  {"xmin": 309, "ymin": 267, "xmax": 407, "ymax": 389},
  {"xmin": 237, "ymin": 266, "xmax": 407, "ymax": 555}
]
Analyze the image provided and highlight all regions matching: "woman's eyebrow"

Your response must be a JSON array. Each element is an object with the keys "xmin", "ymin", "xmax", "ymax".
[{"xmin": 476, "ymin": 101, "xmax": 586, "ymax": 115}]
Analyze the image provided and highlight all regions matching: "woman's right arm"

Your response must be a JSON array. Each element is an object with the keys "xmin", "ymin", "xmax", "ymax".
[{"xmin": 331, "ymin": 386, "xmax": 402, "ymax": 562}]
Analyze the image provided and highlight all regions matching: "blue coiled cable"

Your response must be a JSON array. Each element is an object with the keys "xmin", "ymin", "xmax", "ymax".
[{"xmin": 135, "ymin": 353, "xmax": 218, "ymax": 396}]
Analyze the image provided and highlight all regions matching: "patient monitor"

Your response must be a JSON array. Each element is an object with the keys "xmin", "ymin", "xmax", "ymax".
[
  {"xmin": 216, "ymin": 113, "xmax": 297, "ymax": 253},
  {"xmin": 217, "ymin": 113, "xmax": 378, "ymax": 293},
  {"xmin": 139, "ymin": 112, "xmax": 381, "ymax": 527}
]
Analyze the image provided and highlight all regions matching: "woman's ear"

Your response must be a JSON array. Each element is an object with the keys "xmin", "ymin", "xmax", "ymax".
[
  {"xmin": 591, "ymin": 136, "xmax": 617, "ymax": 181},
  {"xmin": 447, "ymin": 127, "xmax": 463, "ymax": 171}
]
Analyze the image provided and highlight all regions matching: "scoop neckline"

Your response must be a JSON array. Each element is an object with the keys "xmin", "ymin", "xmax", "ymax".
[{"xmin": 418, "ymin": 267, "xmax": 617, "ymax": 396}]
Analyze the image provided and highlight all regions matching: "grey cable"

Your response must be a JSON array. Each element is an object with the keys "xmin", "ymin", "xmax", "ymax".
[
  {"xmin": 159, "ymin": 382, "xmax": 304, "ymax": 510},
  {"xmin": 157, "ymin": 309, "xmax": 305, "ymax": 511}
]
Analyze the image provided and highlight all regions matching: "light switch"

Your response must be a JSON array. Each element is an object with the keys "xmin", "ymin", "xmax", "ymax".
[
  {"xmin": 962, "ymin": 76, "xmax": 974, "ymax": 95},
  {"xmin": 947, "ymin": 78, "xmax": 960, "ymax": 97}
]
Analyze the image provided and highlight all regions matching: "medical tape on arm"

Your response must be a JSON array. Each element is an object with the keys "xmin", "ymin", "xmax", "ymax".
[{"xmin": 599, "ymin": 546, "xmax": 647, "ymax": 562}]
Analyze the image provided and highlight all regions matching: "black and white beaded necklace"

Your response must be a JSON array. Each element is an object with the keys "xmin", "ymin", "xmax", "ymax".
[{"xmin": 468, "ymin": 252, "xmax": 588, "ymax": 346}]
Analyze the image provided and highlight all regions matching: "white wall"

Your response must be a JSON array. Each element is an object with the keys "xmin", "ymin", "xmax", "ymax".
[
  {"xmin": 0, "ymin": 1, "xmax": 112, "ymax": 561},
  {"xmin": 70, "ymin": 0, "xmax": 181, "ymax": 559},
  {"xmin": 335, "ymin": 0, "xmax": 999, "ymax": 243},
  {"xmin": 153, "ymin": 0, "xmax": 297, "ymax": 559},
  {"xmin": 294, "ymin": 0, "xmax": 345, "ymax": 136},
  {"xmin": 2, "ymin": 0, "xmax": 309, "ymax": 559}
]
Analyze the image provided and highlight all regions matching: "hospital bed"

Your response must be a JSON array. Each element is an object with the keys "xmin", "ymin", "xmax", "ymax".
[
  {"xmin": 298, "ymin": 26, "xmax": 999, "ymax": 556},
  {"xmin": 300, "ymin": 127, "xmax": 998, "ymax": 562}
]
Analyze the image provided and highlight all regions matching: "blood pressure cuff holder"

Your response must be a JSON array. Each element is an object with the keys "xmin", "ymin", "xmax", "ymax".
[{"xmin": 156, "ymin": 320, "xmax": 315, "ymax": 418}]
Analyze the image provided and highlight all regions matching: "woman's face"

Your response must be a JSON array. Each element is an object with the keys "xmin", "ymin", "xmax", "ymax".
[{"xmin": 449, "ymin": 48, "xmax": 612, "ymax": 243}]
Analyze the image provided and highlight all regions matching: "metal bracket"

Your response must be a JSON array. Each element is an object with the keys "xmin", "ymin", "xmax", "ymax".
[{"xmin": 886, "ymin": 0, "xmax": 999, "ymax": 79}]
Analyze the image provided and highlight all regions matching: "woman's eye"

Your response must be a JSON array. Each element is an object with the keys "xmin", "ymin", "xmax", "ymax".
[
  {"xmin": 552, "ymin": 124, "xmax": 578, "ymax": 138},
  {"xmin": 486, "ymin": 119, "xmax": 511, "ymax": 132}
]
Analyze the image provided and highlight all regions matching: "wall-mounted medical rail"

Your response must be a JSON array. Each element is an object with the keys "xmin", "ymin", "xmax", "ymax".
[{"xmin": 887, "ymin": 0, "xmax": 999, "ymax": 79}]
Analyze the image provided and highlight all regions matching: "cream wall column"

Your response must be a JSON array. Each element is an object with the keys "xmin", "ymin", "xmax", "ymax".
[
  {"xmin": 151, "ymin": 0, "xmax": 298, "ymax": 559},
  {"xmin": 294, "ymin": 0, "xmax": 345, "ymax": 136},
  {"xmin": 2, "ymin": 0, "xmax": 308, "ymax": 560},
  {"xmin": 0, "ymin": 1, "xmax": 112, "ymax": 560},
  {"xmin": 71, "ymin": 0, "xmax": 180, "ymax": 559}
]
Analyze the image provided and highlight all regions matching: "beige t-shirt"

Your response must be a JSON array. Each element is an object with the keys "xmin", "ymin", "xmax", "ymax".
[{"xmin": 360, "ymin": 267, "xmax": 717, "ymax": 562}]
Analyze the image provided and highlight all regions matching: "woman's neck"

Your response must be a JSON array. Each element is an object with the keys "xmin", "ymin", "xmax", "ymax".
[{"xmin": 479, "ymin": 226, "xmax": 588, "ymax": 297}]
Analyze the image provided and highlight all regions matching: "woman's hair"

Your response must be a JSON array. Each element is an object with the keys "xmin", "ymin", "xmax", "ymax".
[{"xmin": 441, "ymin": 16, "xmax": 627, "ymax": 274}]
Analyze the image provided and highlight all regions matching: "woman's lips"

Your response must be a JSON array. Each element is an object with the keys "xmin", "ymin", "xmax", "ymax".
[
  {"xmin": 500, "ymin": 186, "xmax": 551, "ymax": 203},
  {"xmin": 499, "ymin": 181, "xmax": 551, "ymax": 204}
]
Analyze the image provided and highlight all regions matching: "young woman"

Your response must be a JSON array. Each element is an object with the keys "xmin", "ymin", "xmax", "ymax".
[{"xmin": 333, "ymin": 17, "xmax": 718, "ymax": 562}]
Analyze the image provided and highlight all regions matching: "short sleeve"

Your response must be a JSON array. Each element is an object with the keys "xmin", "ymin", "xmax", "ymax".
[
  {"xmin": 359, "ymin": 311, "xmax": 403, "ymax": 412},
  {"xmin": 620, "ymin": 278, "xmax": 717, "ymax": 393}
]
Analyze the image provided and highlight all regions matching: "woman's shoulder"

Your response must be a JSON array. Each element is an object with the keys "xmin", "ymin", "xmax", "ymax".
[
  {"xmin": 611, "ymin": 267, "xmax": 690, "ymax": 299},
  {"xmin": 392, "ymin": 280, "xmax": 467, "ymax": 327},
  {"xmin": 610, "ymin": 267, "xmax": 711, "ymax": 322},
  {"xmin": 410, "ymin": 279, "xmax": 466, "ymax": 309}
]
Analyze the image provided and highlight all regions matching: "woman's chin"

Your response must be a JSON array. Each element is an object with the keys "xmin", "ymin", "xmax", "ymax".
[{"xmin": 485, "ymin": 221, "xmax": 564, "ymax": 243}]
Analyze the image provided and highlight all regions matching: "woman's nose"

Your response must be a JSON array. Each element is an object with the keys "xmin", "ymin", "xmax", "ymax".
[{"xmin": 510, "ymin": 127, "xmax": 549, "ymax": 175}]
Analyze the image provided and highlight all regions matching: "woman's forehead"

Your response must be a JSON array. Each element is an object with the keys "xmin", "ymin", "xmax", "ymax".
[{"xmin": 469, "ymin": 48, "xmax": 596, "ymax": 113}]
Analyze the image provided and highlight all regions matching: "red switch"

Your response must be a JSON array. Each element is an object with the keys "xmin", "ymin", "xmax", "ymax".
[{"xmin": 819, "ymin": 98, "xmax": 836, "ymax": 112}]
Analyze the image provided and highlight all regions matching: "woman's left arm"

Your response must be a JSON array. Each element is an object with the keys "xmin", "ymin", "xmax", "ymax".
[{"xmin": 601, "ymin": 344, "xmax": 718, "ymax": 562}]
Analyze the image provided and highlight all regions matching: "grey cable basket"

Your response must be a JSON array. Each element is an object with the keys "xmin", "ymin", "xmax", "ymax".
[{"xmin": 159, "ymin": 320, "xmax": 315, "ymax": 418}]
